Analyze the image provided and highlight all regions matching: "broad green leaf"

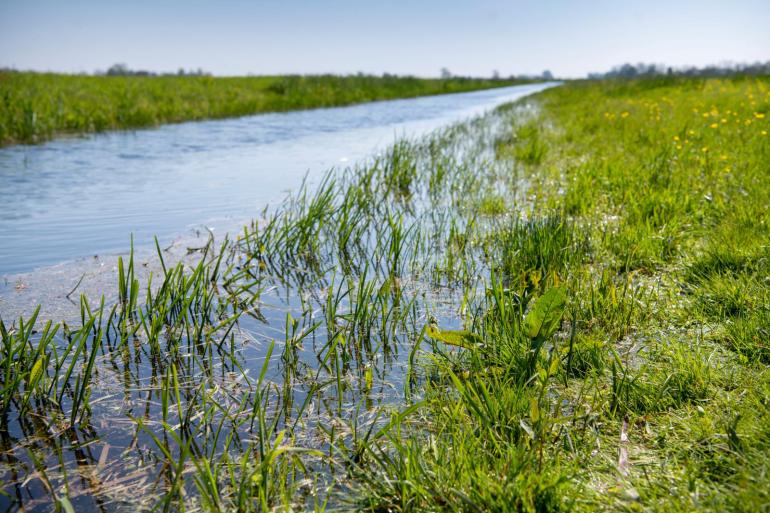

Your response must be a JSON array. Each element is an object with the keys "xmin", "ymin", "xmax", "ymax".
[
  {"xmin": 425, "ymin": 325, "xmax": 481, "ymax": 349},
  {"xmin": 523, "ymin": 287, "xmax": 567, "ymax": 340},
  {"xmin": 28, "ymin": 356, "xmax": 45, "ymax": 388}
]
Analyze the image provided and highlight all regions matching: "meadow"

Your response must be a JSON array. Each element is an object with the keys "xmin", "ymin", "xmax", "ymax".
[
  {"xmin": 0, "ymin": 71, "xmax": 526, "ymax": 146},
  {"xmin": 1, "ymin": 75, "xmax": 769, "ymax": 512}
]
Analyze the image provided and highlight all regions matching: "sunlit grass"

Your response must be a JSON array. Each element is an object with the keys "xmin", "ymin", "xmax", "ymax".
[
  {"xmin": 0, "ymin": 71, "xmax": 531, "ymax": 145},
  {"xmin": 1, "ymin": 75, "xmax": 769, "ymax": 511}
]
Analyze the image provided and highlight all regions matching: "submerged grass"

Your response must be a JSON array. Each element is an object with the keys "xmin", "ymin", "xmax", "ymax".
[
  {"xmin": 0, "ymin": 71, "xmax": 531, "ymax": 146},
  {"xmin": 1, "ymin": 75, "xmax": 769, "ymax": 511}
]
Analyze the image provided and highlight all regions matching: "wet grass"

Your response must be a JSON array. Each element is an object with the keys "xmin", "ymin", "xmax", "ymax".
[
  {"xmin": 1, "ymin": 75, "xmax": 769, "ymax": 511},
  {"xmin": 0, "ymin": 71, "xmax": 531, "ymax": 146}
]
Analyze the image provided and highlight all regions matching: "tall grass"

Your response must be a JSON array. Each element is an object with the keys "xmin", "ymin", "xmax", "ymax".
[{"xmin": 0, "ymin": 71, "xmax": 532, "ymax": 145}]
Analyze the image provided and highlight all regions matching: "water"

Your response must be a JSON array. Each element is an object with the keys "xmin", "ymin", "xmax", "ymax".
[
  {"xmin": 0, "ymin": 83, "xmax": 557, "ymax": 511},
  {"xmin": 0, "ymin": 83, "xmax": 555, "ymax": 277}
]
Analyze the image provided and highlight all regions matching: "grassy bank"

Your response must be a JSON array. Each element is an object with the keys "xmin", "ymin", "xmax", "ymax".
[
  {"xmin": 356, "ymin": 76, "xmax": 770, "ymax": 511},
  {"xmin": 0, "ymin": 71, "xmax": 529, "ymax": 146},
  {"xmin": 1, "ymin": 76, "xmax": 769, "ymax": 512}
]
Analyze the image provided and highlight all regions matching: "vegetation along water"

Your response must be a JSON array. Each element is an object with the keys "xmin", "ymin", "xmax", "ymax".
[
  {"xmin": 1, "ymin": 75, "xmax": 769, "ymax": 511},
  {"xmin": 0, "ymin": 72, "xmax": 529, "ymax": 146}
]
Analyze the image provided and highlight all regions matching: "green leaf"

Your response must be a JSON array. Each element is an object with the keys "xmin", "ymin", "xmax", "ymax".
[
  {"xmin": 425, "ymin": 325, "xmax": 482, "ymax": 349},
  {"xmin": 58, "ymin": 496, "xmax": 76, "ymax": 513},
  {"xmin": 523, "ymin": 287, "xmax": 567, "ymax": 340},
  {"xmin": 529, "ymin": 396, "xmax": 541, "ymax": 423},
  {"xmin": 519, "ymin": 419, "xmax": 535, "ymax": 439},
  {"xmin": 28, "ymin": 356, "xmax": 45, "ymax": 389}
]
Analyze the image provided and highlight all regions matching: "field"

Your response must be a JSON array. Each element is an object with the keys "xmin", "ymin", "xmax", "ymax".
[
  {"xmin": 1, "ymin": 76, "xmax": 769, "ymax": 512},
  {"xmin": 0, "ymin": 71, "xmax": 528, "ymax": 146}
]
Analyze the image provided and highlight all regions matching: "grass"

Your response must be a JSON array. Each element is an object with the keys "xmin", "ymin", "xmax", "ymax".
[
  {"xmin": 0, "ymin": 71, "xmax": 532, "ymax": 146},
  {"xmin": 1, "ymin": 75, "xmax": 769, "ymax": 511}
]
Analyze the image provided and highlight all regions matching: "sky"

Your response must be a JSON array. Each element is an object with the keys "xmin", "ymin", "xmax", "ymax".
[{"xmin": 1, "ymin": 0, "xmax": 768, "ymax": 78}]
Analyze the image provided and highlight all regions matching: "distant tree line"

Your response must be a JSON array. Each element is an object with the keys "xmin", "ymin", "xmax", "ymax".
[
  {"xmin": 588, "ymin": 61, "xmax": 770, "ymax": 79},
  {"xmin": 3, "ymin": 64, "xmax": 552, "ymax": 81},
  {"xmin": 441, "ymin": 67, "xmax": 554, "ymax": 81},
  {"xmin": 102, "ymin": 63, "xmax": 210, "ymax": 77}
]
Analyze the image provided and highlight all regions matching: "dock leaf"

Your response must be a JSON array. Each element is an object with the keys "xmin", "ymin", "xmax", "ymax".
[{"xmin": 523, "ymin": 287, "xmax": 566, "ymax": 340}]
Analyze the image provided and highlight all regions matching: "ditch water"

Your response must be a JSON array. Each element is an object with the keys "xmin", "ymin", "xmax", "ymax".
[
  {"xmin": 0, "ymin": 82, "xmax": 555, "ymax": 277},
  {"xmin": 0, "ymin": 83, "xmax": 556, "ymax": 512}
]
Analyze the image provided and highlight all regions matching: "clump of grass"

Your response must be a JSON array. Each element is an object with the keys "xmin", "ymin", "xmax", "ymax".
[
  {"xmin": 722, "ymin": 308, "xmax": 770, "ymax": 364},
  {"xmin": 562, "ymin": 333, "xmax": 607, "ymax": 378},
  {"xmin": 477, "ymin": 193, "xmax": 507, "ymax": 216},
  {"xmin": 496, "ymin": 214, "xmax": 588, "ymax": 290},
  {"xmin": 513, "ymin": 121, "xmax": 548, "ymax": 165}
]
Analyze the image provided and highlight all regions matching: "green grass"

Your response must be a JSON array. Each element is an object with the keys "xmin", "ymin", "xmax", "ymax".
[
  {"xmin": 1, "ymin": 76, "xmax": 769, "ymax": 511},
  {"xmin": 349, "ymin": 76, "xmax": 770, "ymax": 511},
  {"xmin": 0, "ymin": 71, "xmax": 531, "ymax": 145}
]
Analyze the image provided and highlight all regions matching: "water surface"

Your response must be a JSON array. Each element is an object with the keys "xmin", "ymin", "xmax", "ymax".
[{"xmin": 0, "ymin": 82, "xmax": 555, "ymax": 276}]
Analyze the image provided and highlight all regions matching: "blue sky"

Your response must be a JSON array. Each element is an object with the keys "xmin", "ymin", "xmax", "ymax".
[{"xmin": 1, "ymin": 0, "xmax": 767, "ymax": 78}]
